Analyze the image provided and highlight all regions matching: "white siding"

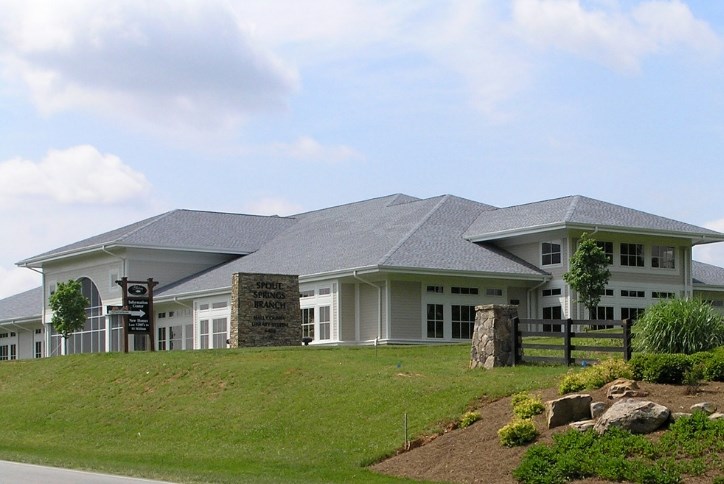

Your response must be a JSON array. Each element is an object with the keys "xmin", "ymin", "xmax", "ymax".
[{"xmin": 390, "ymin": 281, "xmax": 421, "ymax": 339}]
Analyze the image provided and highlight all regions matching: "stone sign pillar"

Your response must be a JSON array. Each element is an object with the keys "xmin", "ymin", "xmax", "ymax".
[
  {"xmin": 230, "ymin": 273, "xmax": 301, "ymax": 347},
  {"xmin": 470, "ymin": 304, "xmax": 518, "ymax": 369}
]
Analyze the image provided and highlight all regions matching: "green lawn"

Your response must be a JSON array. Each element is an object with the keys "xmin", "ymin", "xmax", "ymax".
[{"xmin": 0, "ymin": 345, "xmax": 567, "ymax": 483}]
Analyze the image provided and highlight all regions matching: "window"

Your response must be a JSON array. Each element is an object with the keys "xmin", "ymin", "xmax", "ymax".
[
  {"xmin": 451, "ymin": 287, "xmax": 479, "ymax": 295},
  {"xmin": 542, "ymin": 242, "xmax": 561, "ymax": 266},
  {"xmin": 542, "ymin": 288, "xmax": 562, "ymax": 297},
  {"xmin": 212, "ymin": 318, "xmax": 228, "ymax": 348},
  {"xmin": 211, "ymin": 301, "xmax": 227, "ymax": 309},
  {"xmin": 542, "ymin": 306, "xmax": 562, "ymax": 332},
  {"xmin": 600, "ymin": 288, "xmax": 614, "ymax": 297},
  {"xmin": 34, "ymin": 341, "xmax": 42, "ymax": 359},
  {"xmin": 596, "ymin": 241, "xmax": 614, "ymax": 264},
  {"xmin": 158, "ymin": 312, "xmax": 166, "ymax": 319},
  {"xmin": 426, "ymin": 285, "xmax": 443, "ymax": 294},
  {"xmin": 452, "ymin": 305, "xmax": 475, "ymax": 339},
  {"xmin": 35, "ymin": 328, "xmax": 42, "ymax": 334},
  {"xmin": 0, "ymin": 333, "xmax": 7, "ymax": 339},
  {"xmin": 301, "ymin": 308, "xmax": 315, "ymax": 340},
  {"xmin": 318, "ymin": 287, "xmax": 331, "ymax": 296},
  {"xmin": 198, "ymin": 303, "xmax": 209, "ymax": 311},
  {"xmin": 621, "ymin": 307, "xmax": 645, "ymax": 321},
  {"xmin": 50, "ymin": 277, "xmax": 105, "ymax": 355},
  {"xmin": 652, "ymin": 291, "xmax": 675, "ymax": 299},
  {"xmin": 0, "ymin": 345, "xmax": 7, "ymax": 360},
  {"xmin": 318, "ymin": 306, "xmax": 331, "ymax": 340},
  {"xmin": 485, "ymin": 288, "xmax": 503, "ymax": 297},
  {"xmin": 652, "ymin": 246, "xmax": 675, "ymax": 269},
  {"xmin": 620, "ymin": 243, "xmax": 644, "ymax": 267},
  {"xmin": 426, "ymin": 304, "xmax": 444, "ymax": 338},
  {"xmin": 300, "ymin": 289, "xmax": 315, "ymax": 298},
  {"xmin": 158, "ymin": 327, "xmax": 167, "ymax": 351},
  {"xmin": 592, "ymin": 306, "xmax": 614, "ymax": 330},
  {"xmin": 621, "ymin": 290, "xmax": 645, "ymax": 298},
  {"xmin": 199, "ymin": 320, "xmax": 209, "ymax": 349}
]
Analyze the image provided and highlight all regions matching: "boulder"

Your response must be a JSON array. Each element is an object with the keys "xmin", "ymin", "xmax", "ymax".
[
  {"xmin": 590, "ymin": 401, "xmax": 607, "ymax": 419},
  {"xmin": 606, "ymin": 379, "xmax": 648, "ymax": 400},
  {"xmin": 690, "ymin": 402, "xmax": 717, "ymax": 415},
  {"xmin": 709, "ymin": 412, "xmax": 724, "ymax": 421},
  {"xmin": 569, "ymin": 420, "xmax": 596, "ymax": 432},
  {"xmin": 546, "ymin": 394, "xmax": 592, "ymax": 429},
  {"xmin": 594, "ymin": 398, "xmax": 670, "ymax": 435},
  {"xmin": 670, "ymin": 412, "xmax": 692, "ymax": 422}
]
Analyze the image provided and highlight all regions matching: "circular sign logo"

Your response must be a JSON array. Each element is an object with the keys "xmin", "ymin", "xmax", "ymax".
[{"xmin": 128, "ymin": 284, "xmax": 148, "ymax": 296}]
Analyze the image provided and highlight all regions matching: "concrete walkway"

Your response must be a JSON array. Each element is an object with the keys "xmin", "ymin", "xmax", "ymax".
[{"xmin": 0, "ymin": 460, "xmax": 175, "ymax": 483}]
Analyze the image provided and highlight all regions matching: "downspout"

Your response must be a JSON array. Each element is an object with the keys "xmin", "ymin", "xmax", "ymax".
[
  {"xmin": 25, "ymin": 266, "xmax": 47, "ymax": 357},
  {"xmin": 527, "ymin": 277, "xmax": 550, "ymax": 318},
  {"xmin": 101, "ymin": 245, "xmax": 127, "ymax": 278},
  {"xmin": 353, "ymin": 270, "xmax": 382, "ymax": 344}
]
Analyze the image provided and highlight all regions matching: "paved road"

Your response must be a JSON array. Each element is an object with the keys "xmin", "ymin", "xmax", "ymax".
[{"xmin": 0, "ymin": 460, "xmax": 175, "ymax": 483}]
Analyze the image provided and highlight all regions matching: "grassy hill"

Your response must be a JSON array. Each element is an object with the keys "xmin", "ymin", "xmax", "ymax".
[{"xmin": 0, "ymin": 345, "xmax": 566, "ymax": 483}]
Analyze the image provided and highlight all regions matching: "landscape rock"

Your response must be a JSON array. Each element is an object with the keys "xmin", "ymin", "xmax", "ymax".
[
  {"xmin": 606, "ymin": 379, "xmax": 649, "ymax": 400},
  {"xmin": 590, "ymin": 401, "xmax": 607, "ymax": 419},
  {"xmin": 594, "ymin": 398, "xmax": 670, "ymax": 435},
  {"xmin": 546, "ymin": 394, "xmax": 592, "ymax": 429},
  {"xmin": 569, "ymin": 420, "xmax": 596, "ymax": 432},
  {"xmin": 670, "ymin": 412, "xmax": 692, "ymax": 422},
  {"xmin": 690, "ymin": 402, "xmax": 717, "ymax": 415},
  {"xmin": 709, "ymin": 412, "xmax": 724, "ymax": 421}
]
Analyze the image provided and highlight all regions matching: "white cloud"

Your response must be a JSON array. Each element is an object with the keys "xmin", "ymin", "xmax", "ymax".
[
  {"xmin": 512, "ymin": 0, "xmax": 721, "ymax": 72},
  {"xmin": 0, "ymin": 0, "xmax": 298, "ymax": 133},
  {"xmin": 0, "ymin": 266, "xmax": 41, "ymax": 300},
  {"xmin": 693, "ymin": 218, "xmax": 724, "ymax": 269},
  {"xmin": 0, "ymin": 145, "xmax": 151, "ymax": 206},
  {"xmin": 241, "ymin": 196, "xmax": 304, "ymax": 217}
]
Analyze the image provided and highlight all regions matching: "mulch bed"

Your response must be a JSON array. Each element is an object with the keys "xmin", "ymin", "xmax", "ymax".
[{"xmin": 370, "ymin": 381, "xmax": 724, "ymax": 483}]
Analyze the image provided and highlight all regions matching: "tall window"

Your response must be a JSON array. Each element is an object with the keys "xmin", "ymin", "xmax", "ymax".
[
  {"xmin": 651, "ymin": 246, "xmax": 675, "ymax": 269},
  {"xmin": 35, "ymin": 341, "xmax": 42, "ymax": 359},
  {"xmin": 318, "ymin": 306, "xmax": 331, "ymax": 340},
  {"xmin": 596, "ymin": 241, "xmax": 614, "ymax": 264},
  {"xmin": 621, "ymin": 307, "xmax": 645, "ymax": 321},
  {"xmin": 542, "ymin": 242, "xmax": 561, "ymax": 265},
  {"xmin": 212, "ymin": 318, "xmax": 228, "ymax": 348},
  {"xmin": 426, "ymin": 304, "xmax": 444, "ymax": 338},
  {"xmin": 620, "ymin": 243, "xmax": 644, "ymax": 267},
  {"xmin": 50, "ymin": 277, "xmax": 105, "ymax": 355},
  {"xmin": 199, "ymin": 320, "xmax": 209, "ymax": 349},
  {"xmin": 542, "ymin": 306, "xmax": 562, "ymax": 332},
  {"xmin": 301, "ymin": 308, "xmax": 315, "ymax": 340},
  {"xmin": 592, "ymin": 306, "xmax": 614, "ymax": 330},
  {"xmin": 452, "ymin": 305, "xmax": 475, "ymax": 339}
]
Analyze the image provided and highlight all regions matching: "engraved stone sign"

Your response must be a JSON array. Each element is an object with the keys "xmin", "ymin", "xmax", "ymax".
[{"xmin": 230, "ymin": 273, "xmax": 301, "ymax": 347}]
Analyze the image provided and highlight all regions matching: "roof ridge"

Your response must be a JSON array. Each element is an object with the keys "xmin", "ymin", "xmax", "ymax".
[
  {"xmin": 291, "ymin": 193, "xmax": 415, "ymax": 217},
  {"xmin": 378, "ymin": 195, "xmax": 449, "ymax": 265},
  {"xmin": 563, "ymin": 195, "xmax": 581, "ymax": 222},
  {"xmin": 111, "ymin": 210, "xmax": 180, "ymax": 245}
]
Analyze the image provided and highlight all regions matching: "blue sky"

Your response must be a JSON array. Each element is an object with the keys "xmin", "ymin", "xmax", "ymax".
[{"xmin": 1, "ymin": 0, "xmax": 723, "ymax": 298}]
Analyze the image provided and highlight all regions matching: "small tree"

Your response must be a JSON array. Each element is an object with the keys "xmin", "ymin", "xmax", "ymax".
[
  {"xmin": 563, "ymin": 233, "xmax": 611, "ymax": 319},
  {"xmin": 49, "ymin": 279, "xmax": 89, "ymax": 354}
]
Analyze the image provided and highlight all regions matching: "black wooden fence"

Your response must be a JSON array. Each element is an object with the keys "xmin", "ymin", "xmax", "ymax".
[{"xmin": 513, "ymin": 318, "xmax": 633, "ymax": 366}]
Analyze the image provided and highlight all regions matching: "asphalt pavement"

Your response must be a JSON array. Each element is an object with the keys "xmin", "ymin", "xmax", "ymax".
[{"xmin": 0, "ymin": 460, "xmax": 175, "ymax": 483}]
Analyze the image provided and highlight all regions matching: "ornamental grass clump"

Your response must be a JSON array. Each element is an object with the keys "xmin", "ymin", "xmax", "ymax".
[{"xmin": 632, "ymin": 298, "xmax": 724, "ymax": 354}]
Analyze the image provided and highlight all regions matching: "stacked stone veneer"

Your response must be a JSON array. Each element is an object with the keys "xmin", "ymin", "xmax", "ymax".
[
  {"xmin": 230, "ymin": 273, "xmax": 301, "ymax": 347},
  {"xmin": 470, "ymin": 304, "xmax": 518, "ymax": 369}
]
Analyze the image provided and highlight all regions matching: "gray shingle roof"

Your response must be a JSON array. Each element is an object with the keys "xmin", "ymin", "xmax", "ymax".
[
  {"xmin": 18, "ymin": 210, "xmax": 297, "ymax": 265},
  {"xmin": 693, "ymin": 260, "xmax": 724, "ymax": 288},
  {"xmin": 0, "ymin": 287, "xmax": 42, "ymax": 323},
  {"xmin": 156, "ymin": 194, "xmax": 547, "ymax": 298},
  {"xmin": 465, "ymin": 195, "xmax": 724, "ymax": 241}
]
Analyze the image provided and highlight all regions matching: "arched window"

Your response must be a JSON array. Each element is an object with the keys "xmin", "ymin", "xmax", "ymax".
[{"xmin": 49, "ymin": 277, "xmax": 105, "ymax": 355}]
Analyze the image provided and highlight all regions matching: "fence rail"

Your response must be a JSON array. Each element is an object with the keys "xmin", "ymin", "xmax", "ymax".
[{"xmin": 513, "ymin": 318, "xmax": 633, "ymax": 366}]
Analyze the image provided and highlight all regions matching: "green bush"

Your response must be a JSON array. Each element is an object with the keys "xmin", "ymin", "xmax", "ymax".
[
  {"xmin": 632, "ymin": 298, "xmax": 724, "ymax": 354},
  {"xmin": 511, "ymin": 392, "xmax": 545, "ymax": 419},
  {"xmin": 629, "ymin": 353, "xmax": 692, "ymax": 384},
  {"xmin": 459, "ymin": 411, "xmax": 481, "ymax": 428},
  {"xmin": 629, "ymin": 350, "xmax": 724, "ymax": 384},
  {"xmin": 498, "ymin": 419, "xmax": 538, "ymax": 447},
  {"xmin": 558, "ymin": 358, "xmax": 633, "ymax": 394}
]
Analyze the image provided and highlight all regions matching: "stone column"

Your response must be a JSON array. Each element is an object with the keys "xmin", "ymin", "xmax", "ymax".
[{"xmin": 470, "ymin": 304, "xmax": 518, "ymax": 369}]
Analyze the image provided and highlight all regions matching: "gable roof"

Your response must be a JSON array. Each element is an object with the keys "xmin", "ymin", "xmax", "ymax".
[
  {"xmin": 464, "ymin": 195, "xmax": 724, "ymax": 242},
  {"xmin": 17, "ymin": 209, "xmax": 297, "ymax": 266},
  {"xmin": 156, "ymin": 194, "xmax": 548, "ymax": 299},
  {"xmin": 0, "ymin": 287, "xmax": 42, "ymax": 324}
]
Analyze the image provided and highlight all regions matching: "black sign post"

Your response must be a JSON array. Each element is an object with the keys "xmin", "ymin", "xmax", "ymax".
[{"xmin": 115, "ymin": 277, "xmax": 158, "ymax": 353}]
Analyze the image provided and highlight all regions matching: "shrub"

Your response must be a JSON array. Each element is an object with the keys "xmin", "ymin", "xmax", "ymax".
[
  {"xmin": 459, "ymin": 411, "xmax": 481, "ymax": 428},
  {"xmin": 512, "ymin": 392, "xmax": 545, "ymax": 419},
  {"xmin": 498, "ymin": 419, "xmax": 538, "ymax": 447},
  {"xmin": 632, "ymin": 298, "xmax": 724, "ymax": 354},
  {"xmin": 629, "ymin": 353, "xmax": 690, "ymax": 384},
  {"xmin": 558, "ymin": 358, "xmax": 633, "ymax": 394}
]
